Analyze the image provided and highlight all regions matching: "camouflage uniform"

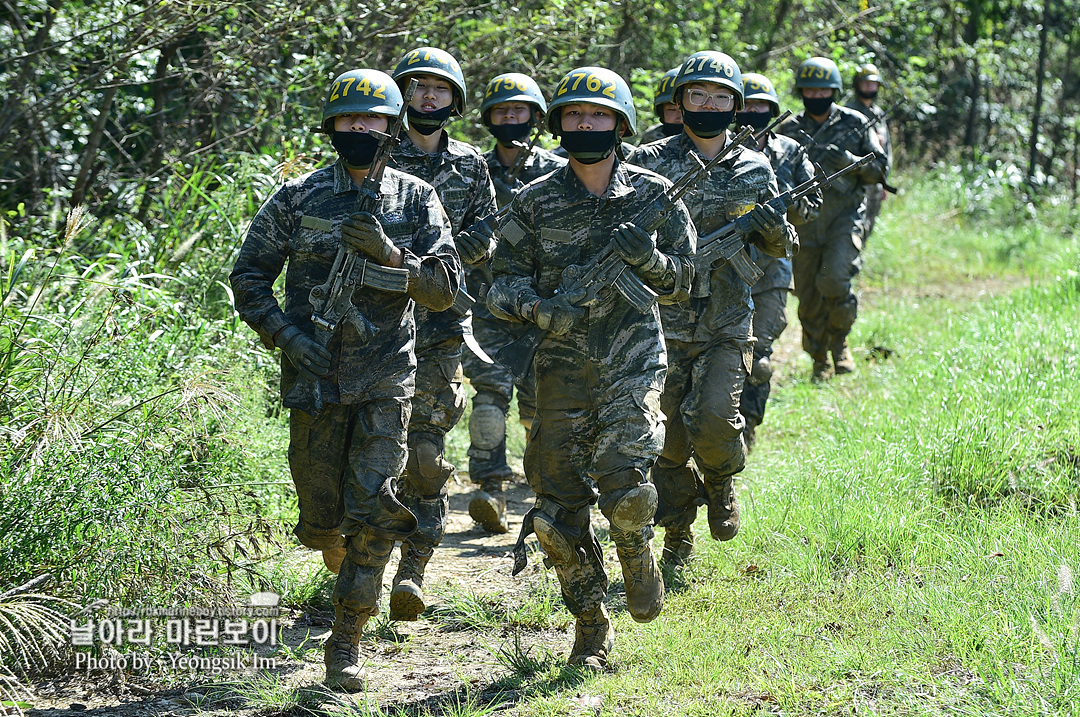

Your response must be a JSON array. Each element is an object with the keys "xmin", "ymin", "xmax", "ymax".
[
  {"xmin": 742, "ymin": 133, "xmax": 822, "ymax": 439},
  {"xmin": 461, "ymin": 146, "xmax": 566, "ymax": 487},
  {"xmin": 628, "ymin": 131, "xmax": 795, "ymax": 557},
  {"xmin": 845, "ymin": 99, "xmax": 892, "ymax": 242},
  {"xmin": 387, "ymin": 132, "xmax": 497, "ymax": 613},
  {"xmin": 639, "ymin": 123, "xmax": 669, "ymax": 145},
  {"xmin": 778, "ymin": 105, "xmax": 888, "ymax": 371},
  {"xmin": 487, "ymin": 159, "xmax": 694, "ymax": 632},
  {"xmin": 229, "ymin": 160, "xmax": 459, "ymax": 616}
]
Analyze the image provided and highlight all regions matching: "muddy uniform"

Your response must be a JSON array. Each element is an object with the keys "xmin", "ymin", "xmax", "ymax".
[
  {"xmin": 230, "ymin": 160, "xmax": 459, "ymax": 614},
  {"xmin": 461, "ymin": 146, "xmax": 566, "ymax": 484},
  {"xmin": 742, "ymin": 133, "xmax": 822, "ymax": 433},
  {"xmin": 487, "ymin": 160, "xmax": 694, "ymax": 629},
  {"xmin": 628, "ymin": 132, "xmax": 794, "ymax": 552},
  {"xmin": 778, "ymin": 105, "xmax": 888, "ymax": 367},
  {"xmin": 388, "ymin": 133, "xmax": 497, "ymax": 576},
  {"xmin": 845, "ymin": 99, "xmax": 892, "ymax": 242}
]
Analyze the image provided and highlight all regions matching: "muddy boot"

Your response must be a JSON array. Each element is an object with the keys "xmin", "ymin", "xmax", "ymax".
[
  {"xmin": 324, "ymin": 605, "xmax": 369, "ymax": 691},
  {"xmin": 661, "ymin": 524, "xmax": 694, "ymax": 568},
  {"xmin": 568, "ymin": 604, "xmax": 614, "ymax": 672},
  {"xmin": 322, "ymin": 546, "xmax": 346, "ymax": 575},
  {"xmin": 468, "ymin": 478, "xmax": 509, "ymax": 534},
  {"xmin": 611, "ymin": 526, "xmax": 664, "ymax": 623},
  {"xmin": 703, "ymin": 475, "xmax": 740, "ymax": 541},
  {"xmin": 811, "ymin": 354, "xmax": 834, "ymax": 383},
  {"xmin": 390, "ymin": 545, "xmax": 431, "ymax": 621},
  {"xmin": 832, "ymin": 340, "xmax": 856, "ymax": 375}
]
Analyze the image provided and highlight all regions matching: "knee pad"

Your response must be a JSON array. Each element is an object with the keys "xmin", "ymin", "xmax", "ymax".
[
  {"xmin": 293, "ymin": 522, "xmax": 344, "ymax": 552},
  {"xmin": 469, "ymin": 402, "xmax": 506, "ymax": 453},
  {"xmin": 603, "ymin": 483, "xmax": 658, "ymax": 532},
  {"xmin": 533, "ymin": 513, "xmax": 577, "ymax": 568},
  {"xmin": 407, "ymin": 432, "xmax": 452, "ymax": 496},
  {"xmin": 748, "ymin": 356, "xmax": 772, "ymax": 386}
]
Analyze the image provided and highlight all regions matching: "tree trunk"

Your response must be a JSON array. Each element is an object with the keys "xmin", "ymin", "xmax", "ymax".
[
  {"xmin": 1028, "ymin": 0, "xmax": 1051, "ymax": 181},
  {"xmin": 70, "ymin": 76, "xmax": 123, "ymax": 209}
]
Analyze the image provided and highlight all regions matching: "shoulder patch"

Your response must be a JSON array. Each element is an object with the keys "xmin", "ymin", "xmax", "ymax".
[
  {"xmin": 500, "ymin": 218, "xmax": 527, "ymax": 247},
  {"xmin": 540, "ymin": 227, "xmax": 574, "ymax": 244},
  {"xmin": 300, "ymin": 215, "xmax": 334, "ymax": 232}
]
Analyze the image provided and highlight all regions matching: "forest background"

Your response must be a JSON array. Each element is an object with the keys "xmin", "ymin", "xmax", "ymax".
[{"xmin": 1, "ymin": 1, "xmax": 1079, "ymax": 715}]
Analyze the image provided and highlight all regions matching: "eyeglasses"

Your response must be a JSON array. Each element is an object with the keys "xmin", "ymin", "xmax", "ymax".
[{"xmin": 685, "ymin": 89, "xmax": 736, "ymax": 110}]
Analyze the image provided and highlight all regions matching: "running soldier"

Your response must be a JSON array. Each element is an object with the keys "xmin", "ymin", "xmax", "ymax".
[
  {"xmin": 387, "ymin": 47, "xmax": 499, "ymax": 620},
  {"xmin": 230, "ymin": 70, "xmax": 459, "ymax": 689},
  {"xmin": 845, "ymin": 63, "xmax": 893, "ymax": 243},
  {"xmin": 466, "ymin": 72, "xmax": 566, "ymax": 534},
  {"xmin": 628, "ymin": 52, "xmax": 796, "ymax": 567},
  {"xmin": 488, "ymin": 66, "xmax": 695, "ymax": 669},
  {"xmin": 639, "ymin": 67, "xmax": 682, "ymax": 145},
  {"xmin": 734, "ymin": 72, "xmax": 821, "ymax": 449},
  {"xmin": 778, "ymin": 56, "xmax": 889, "ymax": 382}
]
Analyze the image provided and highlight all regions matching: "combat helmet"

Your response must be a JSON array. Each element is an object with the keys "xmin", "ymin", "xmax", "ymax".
[
  {"xmin": 741, "ymin": 73, "xmax": 779, "ymax": 116},
  {"xmin": 673, "ymin": 51, "xmax": 744, "ymax": 111},
  {"xmin": 391, "ymin": 47, "xmax": 467, "ymax": 116},
  {"xmin": 794, "ymin": 57, "xmax": 843, "ymax": 95},
  {"xmin": 653, "ymin": 67, "xmax": 680, "ymax": 118},
  {"xmin": 321, "ymin": 69, "xmax": 406, "ymax": 133},
  {"xmin": 480, "ymin": 73, "xmax": 547, "ymax": 127},
  {"xmin": 547, "ymin": 66, "xmax": 636, "ymax": 137}
]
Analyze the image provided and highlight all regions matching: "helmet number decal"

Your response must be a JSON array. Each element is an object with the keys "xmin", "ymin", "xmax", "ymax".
[
  {"xmin": 555, "ymin": 71, "xmax": 616, "ymax": 99},
  {"xmin": 685, "ymin": 55, "xmax": 734, "ymax": 78},
  {"xmin": 800, "ymin": 65, "xmax": 830, "ymax": 80},
  {"xmin": 404, "ymin": 48, "xmax": 460, "ymax": 74},
  {"xmin": 329, "ymin": 76, "xmax": 387, "ymax": 102},
  {"xmin": 485, "ymin": 76, "xmax": 530, "ymax": 97}
]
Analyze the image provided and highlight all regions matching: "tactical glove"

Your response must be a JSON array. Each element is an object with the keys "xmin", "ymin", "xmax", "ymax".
[
  {"xmin": 455, "ymin": 226, "xmax": 495, "ymax": 265},
  {"xmin": 735, "ymin": 202, "xmax": 784, "ymax": 238},
  {"xmin": 275, "ymin": 325, "xmax": 332, "ymax": 377},
  {"xmin": 341, "ymin": 211, "xmax": 395, "ymax": 265},
  {"xmin": 821, "ymin": 143, "xmax": 854, "ymax": 171},
  {"xmin": 532, "ymin": 288, "xmax": 586, "ymax": 336},
  {"xmin": 613, "ymin": 223, "xmax": 658, "ymax": 267}
]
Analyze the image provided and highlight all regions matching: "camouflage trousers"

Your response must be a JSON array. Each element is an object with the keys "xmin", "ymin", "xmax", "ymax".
[
  {"xmin": 653, "ymin": 337, "xmax": 749, "ymax": 531},
  {"xmin": 523, "ymin": 367, "xmax": 665, "ymax": 617},
  {"xmin": 861, "ymin": 183, "xmax": 884, "ymax": 244},
  {"xmin": 461, "ymin": 313, "xmax": 536, "ymax": 483},
  {"xmin": 792, "ymin": 213, "xmax": 863, "ymax": 360},
  {"xmin": 742, "ymin": 288, "xmax": 789, "ymax": 426},
  {"xmin": 288, "ymin": 399, "xmax": 414, "ymax": 610},
  {"xmin": 402, "ymin": 336, "xmax": 466, "ymax": 555}
]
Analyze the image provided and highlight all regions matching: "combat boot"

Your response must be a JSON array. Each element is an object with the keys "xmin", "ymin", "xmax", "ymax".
[
  {"xmin": 390, "ymin": 545, "xmax": 432, "ymax": 621},
  {"xmin": 611, "ymin": 526, "xmax": 664, "ymax": 623},
  {"xmin": 703, "ymin": 476, "xmax": 740, "ymax": 541},
  {"xmin": 324, "ymin": 606, "xmax": 368, "ymax": 691},
  {"xmin": 831, "ymin": 340, "xmax": 856, "ymax": 375},
  {"xmin": 811, "ymin": 354, "xmax": 833, "ymax": 383},
  {"xmin": 661, "ymin": 524, "xmax": 694, "ymax": 568},
  {"xmin": 568, "ymin": 604, "xmax": 614, "ymax": 672},
  {"xmin": 468, "ymin": 477, "xmax": 509, "ymax": 534}
]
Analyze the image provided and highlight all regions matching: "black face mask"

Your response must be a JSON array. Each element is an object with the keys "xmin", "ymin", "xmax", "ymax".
[
  {"xmin": 560, "ymin": 129, "xmax": 619, "ymax": 164},
  {"xmin": 682, "ymin": 109, "xmax": 734, "ymax": 138},
  {"xmin": 332, "ymin": 131, "xmax": 381, "ymax": 169},
  {"xmin": 735, "ymin": 112, "xmax": 772, "ymax": 133},
  {"xmin": 489, "ymin": 122, "xmax": 532, "ymax": 147},
  {"xmin": 856, "ymin": 88, "xmax": 879, "ymax": 101},
  {"xmin": 802, "ymin": 95, "xmax": 834, "ymax": 117},
  {"xmin": 661, "ymin": 121, "xmax": 683, "ymax": 137},
  {"xmin": 407, "ymin": 105, "xmax": 453, "ymax": 135}
]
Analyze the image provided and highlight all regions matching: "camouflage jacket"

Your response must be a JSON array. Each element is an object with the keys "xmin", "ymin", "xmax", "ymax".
[
  {"xmin": 777, "ymin": 104, "xmax": 889, "ymax": 205},
  {"xmin": 484, "ymin": 145, "xmax": 566, "ymax": 209},
  {"xmin": 230, "ymin": 161, "xmax": 460, "ymax": 404},
  {"xmin": 487, "ymin": 160, "xmax": 695, "ymax": 393},
  {"xmin": 389, "ymin": 132, "xmax": 498, "ymax": 346},
  {"xmin": 747, "ymin": 132, "xmax": 822, "ymax": 294},
  {"xmin": 639, "ymin": 123, "xmax": 669, "ymax": 146},
  {"xmin": 845, "ymin": 99, "xmax": 892, "ymax": 170},
  {"xmin": 628, "ymin": 132, "xmax": 796, "ymax": 342}
]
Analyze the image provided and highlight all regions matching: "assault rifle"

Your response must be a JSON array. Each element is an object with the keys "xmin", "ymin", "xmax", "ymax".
[
  {"xmin": 695, "ymin": 153, "xmax": 878, "ymax": 282},
  {"xmin": 494, "ymin": 125, "xmax": 756, "ymax": 381},
  {"xmin": 283, "ymin": 79, "xmax": 418, "ymax": 417},
  {"xmin": 507, "ymin": 126, "xmax": 543, "ymax": 183}
]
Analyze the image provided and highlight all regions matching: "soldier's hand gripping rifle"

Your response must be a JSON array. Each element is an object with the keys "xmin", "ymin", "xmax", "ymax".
[
  {"xmin": 283, "ymin": 80, "xmax": 418, "ymax": 417},
  {"xmin": 494, "ymin": 125, "xmax": 756, "ymax": 381},
  {"xmin": 695, "ymin": 153, "xmax": 878, "ymax": 284}
]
